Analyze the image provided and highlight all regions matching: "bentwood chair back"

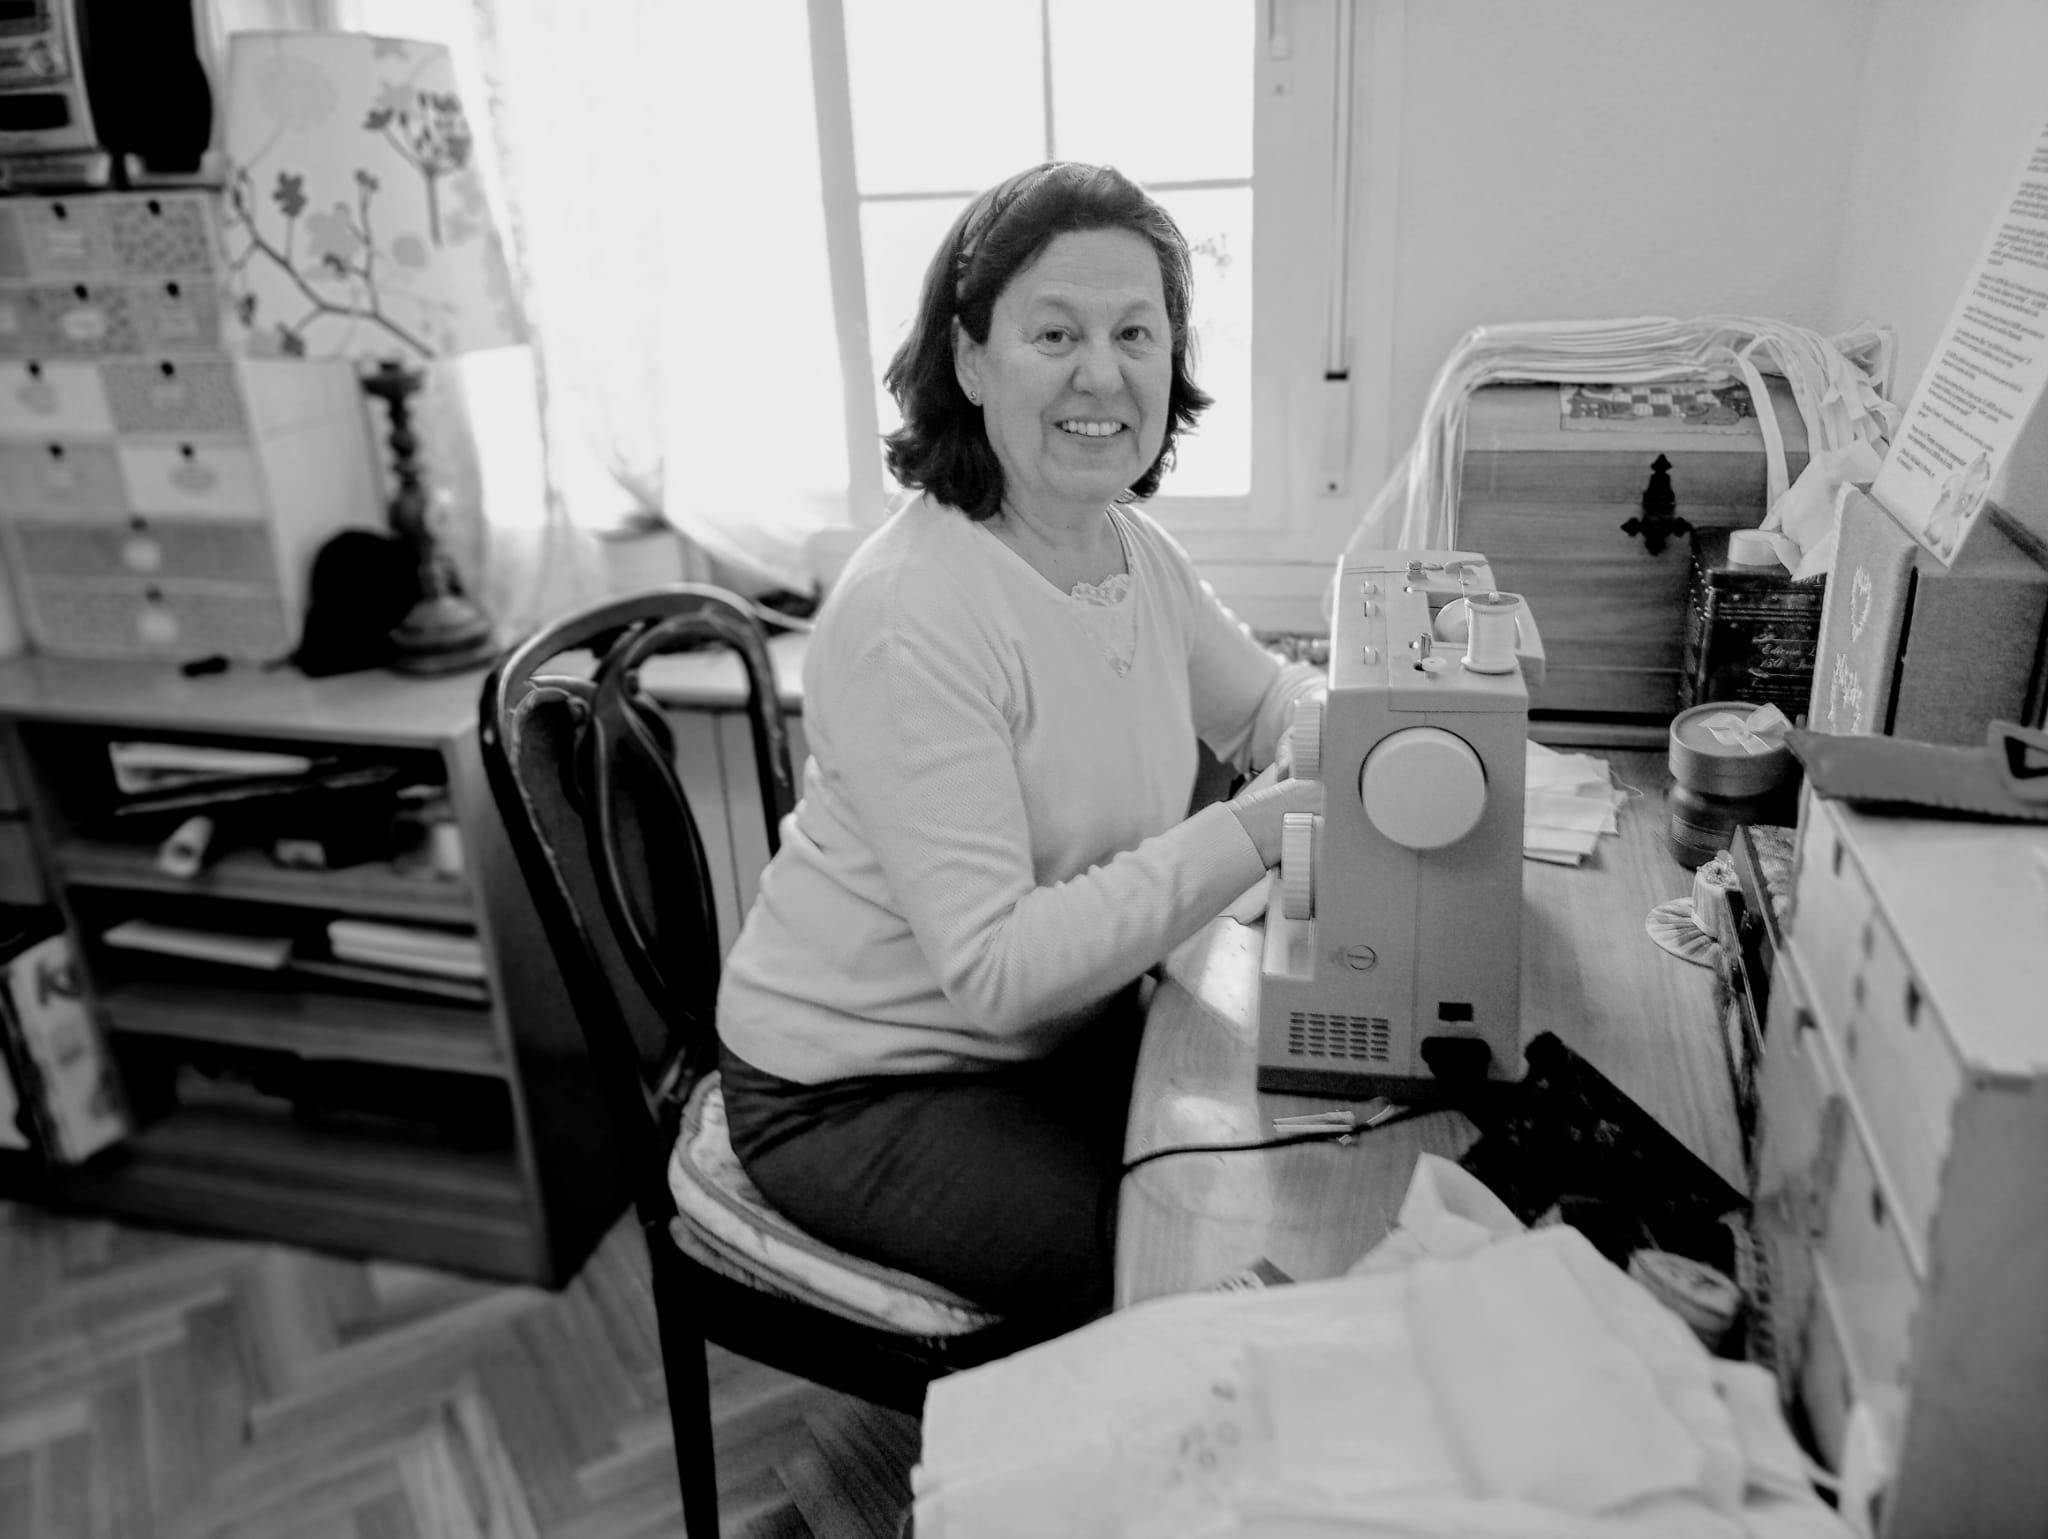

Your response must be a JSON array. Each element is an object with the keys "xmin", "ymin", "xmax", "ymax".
[{"xmin": 478, "ymin": 585, "xmax": 1027, "ymax": 1535}]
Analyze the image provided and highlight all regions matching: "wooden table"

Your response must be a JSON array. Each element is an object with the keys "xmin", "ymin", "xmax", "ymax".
[{"xmin": 1115, "ymin": 750, "xmax": 1744, "ymax": 1307}]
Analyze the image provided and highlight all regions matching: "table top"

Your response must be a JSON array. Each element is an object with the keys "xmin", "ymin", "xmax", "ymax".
[{"xmin": 1115, "ymin": 750, "xmax": 1742, "ymax": 1307}]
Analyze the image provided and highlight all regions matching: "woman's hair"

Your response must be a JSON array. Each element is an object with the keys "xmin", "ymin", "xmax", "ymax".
[{"xmin": 882, "ymin": 161, "xmax": 1212, "ymax": 520}]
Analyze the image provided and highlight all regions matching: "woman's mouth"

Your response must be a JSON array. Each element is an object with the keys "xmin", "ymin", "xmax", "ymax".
[{"xmin": 1057, "ymin": 419, "xmax": 1124, "ymax": 438}]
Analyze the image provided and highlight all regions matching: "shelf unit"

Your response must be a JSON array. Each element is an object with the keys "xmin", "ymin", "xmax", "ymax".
[{"xmin": 0, "ymin": 655, "xmax": 627, "ymax": 1285}]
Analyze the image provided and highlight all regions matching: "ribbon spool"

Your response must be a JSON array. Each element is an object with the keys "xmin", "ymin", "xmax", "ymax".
[{"xmin": 1460, "ymin": 591, "xmax": 1522, "ymax": 675}]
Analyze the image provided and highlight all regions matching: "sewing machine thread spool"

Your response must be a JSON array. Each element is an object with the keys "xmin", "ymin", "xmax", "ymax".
[{"xmin": 1460, "ymin": 591, "xmax": 1522, "ymax": 674}]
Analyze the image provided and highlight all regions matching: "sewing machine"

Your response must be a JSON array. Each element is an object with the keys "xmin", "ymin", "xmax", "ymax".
[{"xmin": 1258, "ymin": 550, "xmax": 1545, "ymax": 1098}]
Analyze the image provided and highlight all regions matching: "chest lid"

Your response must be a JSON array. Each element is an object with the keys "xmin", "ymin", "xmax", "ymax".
[{"xmin": 1462, "ymin": 376, "xmax": 1811, "ymax": 515}]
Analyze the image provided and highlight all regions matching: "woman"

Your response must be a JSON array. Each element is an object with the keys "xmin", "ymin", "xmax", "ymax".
[{"xmin": 717, "ymin": 161, "xmax": 1323, "ymax": 1326}]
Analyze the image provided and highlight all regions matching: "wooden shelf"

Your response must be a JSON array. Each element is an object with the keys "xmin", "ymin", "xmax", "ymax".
[
  {"xmin": 0, "ymin": 659, "xmax": 630, "ymax": 1284},
  {"xmin": 100, "ymin": 976, "xmax": 505, "ymax": 1078},
  {"xmin": 51, "ymin": 1105, "xmax": 537, "ymax": 1281},
  {"xmin": 55, "ymin": 839, "xmax": 472, "ymax": 923}
]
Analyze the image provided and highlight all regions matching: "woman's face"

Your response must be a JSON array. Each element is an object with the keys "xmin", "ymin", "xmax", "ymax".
[{"xmin": 955, "ymin": 226, "xmax": 1173, "ymax": 518}]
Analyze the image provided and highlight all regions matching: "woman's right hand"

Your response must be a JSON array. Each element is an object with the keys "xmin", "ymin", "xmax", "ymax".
[{"xmin": 1228, "ymin": 773, "xmax": 1324, "ymax": 868}]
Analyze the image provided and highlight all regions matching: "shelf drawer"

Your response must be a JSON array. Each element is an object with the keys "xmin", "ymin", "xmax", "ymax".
[
  {"xmin": 126, "ymin": 277, "xmax": 224, "ymax": 353},
  {"xmin": 19, "ymin": 577, "xmax": 292, "ymax": 661},
  {"xmin": 1790, "ymin": 793, "xmax": 1965, "ymax": 1266},
  {"xmin": 0, "ymin": 438, "xmax": 126, "ymax": 513},
  {"xmin": 0, "ymin": 360, "xmax": 114, "ymax": 435},
  {"xmin": 0, "ymin": 281, "xmax": 142, "ymax": 357},
  {"xmin": 7, "ymin": 197, "xmax": 114, "ymax": 277},
  {"xmin": 116, "ymin": 441, "xmax": 265, "ymax": 515},
  {"xmin": 100, "ymin": 358, "xmax": 246, "ymax": 435},
  {"xmin": 8, "ymin": 517, "xmax": 276, "ymax": 584},
  {"xmin": 105, "ymin": 195, "xmax": 216, "ymax": 276}
]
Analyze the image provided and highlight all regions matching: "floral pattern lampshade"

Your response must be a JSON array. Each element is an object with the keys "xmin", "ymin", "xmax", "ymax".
[{"xmin": 219, "ymin": 31, "xmax": 525, "ymax": 363}]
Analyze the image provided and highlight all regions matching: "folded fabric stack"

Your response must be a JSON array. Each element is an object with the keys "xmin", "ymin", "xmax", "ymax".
[
  {"xmin": 326, "ymin": 919, "xmax": 485, "ymax": 980},
  {"xmin": 1525, "ymin": 741, "xmax": 1627, "ymax": 866}
]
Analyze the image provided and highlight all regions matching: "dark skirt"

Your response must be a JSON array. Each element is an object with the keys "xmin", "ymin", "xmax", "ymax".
[{"xmin": 718, "ymin": 981, "xmax": 1149, "ymax": 1327}]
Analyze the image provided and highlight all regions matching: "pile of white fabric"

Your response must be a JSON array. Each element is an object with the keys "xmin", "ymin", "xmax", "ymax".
[
  {"xmin": 913, "ymin": 1157, "xmax": 1852, "ymax": 1539},
  {"xmin": 1345, "ymin": 316, "xmax": 1899, "ymax": 558}
]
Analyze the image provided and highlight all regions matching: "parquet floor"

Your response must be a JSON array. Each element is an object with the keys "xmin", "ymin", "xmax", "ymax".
[{"xmin": 0, "ymin": 1203, "xmax": 921, "ymax": 1539}]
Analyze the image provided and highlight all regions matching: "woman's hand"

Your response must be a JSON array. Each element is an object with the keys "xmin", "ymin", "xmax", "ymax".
[{"xmin": 1227, "ymin": 772, "xmax": 1324, "ymax": 868}]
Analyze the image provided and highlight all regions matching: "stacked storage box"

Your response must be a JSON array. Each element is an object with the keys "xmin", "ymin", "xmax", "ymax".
[
  {"xmin": 1753, "ymin": 789, "xmax": 2048, "ymax": 1534},
  {"xmin": 0, "ymin": 190, "xmax": 375, "ymax": 661}
]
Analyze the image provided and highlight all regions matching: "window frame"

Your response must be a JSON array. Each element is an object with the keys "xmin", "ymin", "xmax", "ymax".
[{"xmin": 806, "ymin": 0, "xmax": 1344, "ymax": 549}]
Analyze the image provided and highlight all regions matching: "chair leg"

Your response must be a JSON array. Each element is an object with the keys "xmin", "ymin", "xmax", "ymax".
[{"xmin": 652, "ymin": 1247, "xmax": 720, "ymax": 1535}]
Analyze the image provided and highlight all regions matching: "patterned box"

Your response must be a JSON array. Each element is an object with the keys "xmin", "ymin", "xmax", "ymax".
[{"xmin": 1680, "ymin": 528, "xmax": 1825, "ymax": 720}]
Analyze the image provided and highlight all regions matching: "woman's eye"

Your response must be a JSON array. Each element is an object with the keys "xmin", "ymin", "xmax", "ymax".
[
  {"xmin": 1120, "ymin": 326, "xmax": 1153, "ymax": 344},
  {"xmin": 1037, "ymin": 327, "xmax": 1071, "ymax": 346}
]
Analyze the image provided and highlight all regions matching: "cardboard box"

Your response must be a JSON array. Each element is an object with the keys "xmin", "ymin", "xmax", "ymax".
[
  {"xmin": 1808, "ymin": 487, "xmax": 2048, "ymax": 744},
  {"xmin": 0, "ymin": 926, "xmax": 127, "ymax": 1163}
]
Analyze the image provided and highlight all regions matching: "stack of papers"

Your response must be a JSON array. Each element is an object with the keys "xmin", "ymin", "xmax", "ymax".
[
  {"xmin": 109, "ymin": 741, "xmax": 313, "ymax": 795},
  {"xmin": 1524, "ymin": 741, "xmax": 1625, "ymax": 866},
  {"xmin": 326, "ymin": 920, "xmax": 486, "ymax": 980},
  {"xmin": 102, "ymin": 919, "xmax": 292, "ymax": 971}
]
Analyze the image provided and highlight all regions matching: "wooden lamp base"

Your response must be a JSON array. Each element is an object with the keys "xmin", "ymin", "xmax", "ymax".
[{"xmin": 359, "ymin": 359, "xmax": 500, "ymax": 676}]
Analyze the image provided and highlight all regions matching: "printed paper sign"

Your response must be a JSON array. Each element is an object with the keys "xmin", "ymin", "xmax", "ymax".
[{"xmin": 1871, "ymin": 113, "xmax": 2048, "ymax": 564}]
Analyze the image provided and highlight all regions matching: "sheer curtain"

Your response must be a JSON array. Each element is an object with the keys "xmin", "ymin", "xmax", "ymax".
[
  {"xmin": 218, "ymin": 0, "xmax": 850, "ymax": 610},
  {"xmin": 466, "ymin": 0, "xmax": 851, "ymax": 593}
]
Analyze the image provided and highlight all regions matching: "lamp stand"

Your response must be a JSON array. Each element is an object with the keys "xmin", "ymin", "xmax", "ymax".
[{"xmin": 360, "ymin": 360, "xmax": 499, "ymax": 675}]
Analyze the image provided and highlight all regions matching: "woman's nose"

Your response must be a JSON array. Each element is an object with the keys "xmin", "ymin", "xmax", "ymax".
[{"xmin": 1072, "ymin": 337, "xmax": 1121, "ymax": 395}]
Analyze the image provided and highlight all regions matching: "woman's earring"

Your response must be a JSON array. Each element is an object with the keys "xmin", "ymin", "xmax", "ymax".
[{"xmin": 965, "ymin": 388, "xmax": 980, "ymax": 405}]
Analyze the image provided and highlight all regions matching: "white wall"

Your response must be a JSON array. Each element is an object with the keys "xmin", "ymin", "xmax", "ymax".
[
  {"xmin": 1829, "ymin": 0, "xmax": 2048, "ymax": 546},
  {"xmin": 1379, "ymin": 0, "xmax": 1871, "ymax": 483},
  {"xmin": 1219, "ymin": 0, "xmax": 1877, "ymax": 612}
]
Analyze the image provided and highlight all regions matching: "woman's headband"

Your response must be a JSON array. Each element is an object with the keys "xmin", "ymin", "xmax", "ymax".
[{"xmin": 952, "ymin": 162, "xmax": 1071, "ymax": 300}]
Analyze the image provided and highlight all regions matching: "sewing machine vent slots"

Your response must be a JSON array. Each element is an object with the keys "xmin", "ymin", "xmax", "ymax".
[{"xmin": 1258, "ymin": 551, "xmax": 1544, "ymax": 1098}]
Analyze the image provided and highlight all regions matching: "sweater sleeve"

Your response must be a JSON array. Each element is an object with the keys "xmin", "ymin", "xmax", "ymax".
[
  {"xmin": 824, "ymin": 591, "xmax": 1267, "ymax": 1044},
  {"xmin": 1143, "ymin": 517, "xmax": 1323, "ymax": 774}
]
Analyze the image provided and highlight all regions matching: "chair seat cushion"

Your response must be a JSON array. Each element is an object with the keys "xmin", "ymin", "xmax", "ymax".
[{"xmin": 666, "ymin": 1072, "xmax": 1001, "ymax": 1338}]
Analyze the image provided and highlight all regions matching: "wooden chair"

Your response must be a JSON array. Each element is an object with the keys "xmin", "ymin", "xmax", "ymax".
[{"xmin": 478, "ymin": 586, "xmax": 1032, "ymax": 1536}]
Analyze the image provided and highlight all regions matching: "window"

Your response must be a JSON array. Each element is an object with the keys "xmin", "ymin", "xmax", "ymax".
[{"xmin": 812, "ymin": 0, "xmax": 1340, "ymax": 545}]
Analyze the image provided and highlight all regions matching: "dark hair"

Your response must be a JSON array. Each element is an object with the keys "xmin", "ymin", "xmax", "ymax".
[{"xmin": 882, "ymin": 162, "xmax": 1212, "ymax": 520}]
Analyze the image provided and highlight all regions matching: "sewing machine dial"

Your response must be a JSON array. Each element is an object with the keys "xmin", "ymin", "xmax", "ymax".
[
  {"xmin": 1280, "ymin": 812, "xmax": 1317, "ymax": 919},
  {"xmin": 1289, "ymin": 696, "xmax": 1324, "ymax": 782},
  {"xmin": 1360, "ymin": 727, "xmax": 1487, "ymax": 849}
]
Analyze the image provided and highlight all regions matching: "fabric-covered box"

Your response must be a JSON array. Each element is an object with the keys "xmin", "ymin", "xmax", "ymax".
[
  {"xmin": 1679, "ymin": 528, "xmax": 1826, "ymax": 720},
  {"xmin": 1459, "ymin": 378, "xmax": 1809, "ymax": 724}
]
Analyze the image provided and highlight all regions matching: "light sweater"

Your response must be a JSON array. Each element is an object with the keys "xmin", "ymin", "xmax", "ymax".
[{"xmin": 716, "ymin": 494, "xmax": 1320, "ymax": 1083}]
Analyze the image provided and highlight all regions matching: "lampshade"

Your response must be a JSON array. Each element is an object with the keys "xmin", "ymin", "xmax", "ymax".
[{"xmin": 218, "ymin": 31, "xmax": 525, "ymax": 364}]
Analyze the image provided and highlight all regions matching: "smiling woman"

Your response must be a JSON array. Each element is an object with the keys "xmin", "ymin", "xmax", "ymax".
[
  {"xmin": 956, "ymin": 226, "xmax": 1173, "ymax": 580},
  {"xmin": 711, "ymin": 161, "xmax": 1325, "ymax": 1329}
]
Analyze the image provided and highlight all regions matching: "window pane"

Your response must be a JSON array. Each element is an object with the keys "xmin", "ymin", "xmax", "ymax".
[
  {"xmin": 862, "ymin": 195, "xmax": 971, "ymax": 461},
  {"xmin": 1048, "ymin": 0, "xmax": 1252, "ymax": 184},
  {"xmin": 1155, "ymin": 186, "xmax": 1250, "ymax": 497},
  {"xmin": 844, "ymin": 0, "xmax": 1044, "ymax": 195}
]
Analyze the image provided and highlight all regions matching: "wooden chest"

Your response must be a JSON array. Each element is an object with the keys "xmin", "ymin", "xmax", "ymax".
[
  {"xmin": 1752, "ymin": 789, "xmax": 2048, "ymax": 1535},
  {"xmin": 1460, "ymin": 379, "xmax": 1809, "ymax": 723}
]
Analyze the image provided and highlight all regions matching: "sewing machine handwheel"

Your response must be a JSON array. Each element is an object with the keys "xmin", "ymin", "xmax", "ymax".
[
  {"xmin": 1290, "ymin": 696, "xmax": 1323, "ymax": 783},
  {"xmin": 1280, "ymin": 813, "xmax": 1317, "ymax": 919},
  {"xmin": 1361, "ymin": 727, "xmax": 1486, "ymax": 850}
]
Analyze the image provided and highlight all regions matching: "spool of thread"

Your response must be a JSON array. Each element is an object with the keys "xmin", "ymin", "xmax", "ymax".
[
  {"xmin": 1690, "ymin": 850, "xmax": 1741, "ymax": 953},
  {"xmin": 1460, "ymin": 591, "xmax": 1522, "ymax": 674},
  {"xmin": 1628, "ymin": 1249, "xmax": 1743, "ymax": 1348},
  {"xmin": 1726, "ymin": 528, "xmax": 1777, "ymax": 566}
]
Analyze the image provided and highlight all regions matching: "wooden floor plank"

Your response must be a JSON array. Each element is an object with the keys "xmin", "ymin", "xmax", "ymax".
[{"xmin": 0, "ymin": 1206, "xmax": 922, "ymax": 1539}]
